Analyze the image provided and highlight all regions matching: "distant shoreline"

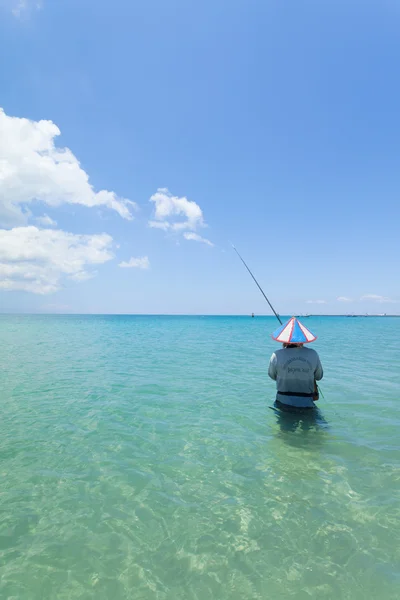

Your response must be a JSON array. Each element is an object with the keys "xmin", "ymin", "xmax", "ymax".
[{"xmin": 1, "ymin": 313, "xmax": 400, "ymax": 318}]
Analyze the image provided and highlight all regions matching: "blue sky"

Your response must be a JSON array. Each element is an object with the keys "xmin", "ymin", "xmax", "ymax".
[{"xmin": 0, "ymin": 0, "xmax": 399, "ymax": 314}]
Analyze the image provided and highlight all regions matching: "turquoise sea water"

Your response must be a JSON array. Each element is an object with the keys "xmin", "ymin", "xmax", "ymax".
[{"xmin": 0, "ymin": 315, "xmax": 399, "ymax": 599}]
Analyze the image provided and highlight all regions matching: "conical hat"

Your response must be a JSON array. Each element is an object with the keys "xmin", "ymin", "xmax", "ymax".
[{"xmin": 272, "ymin": 317, "xmax": 317, "ymax": 344}]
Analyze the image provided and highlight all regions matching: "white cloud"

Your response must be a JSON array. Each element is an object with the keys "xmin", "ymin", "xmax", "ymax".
[
  {"xmin": 337, "ymin": 296, "xmax": 353, "ymax": 302},
  {"xmin": 306, "ymin": 299, "xmax": 327, "ymax": 305},
  {"xmin": 9, "ymin": 0, "xmax": 42, "ymax": 18},
  {"xmin": 183, "ymin": 232, "xmax": 214, "ymax": 247},
  {"xmin": 360, "ymin": 294, "xmax": 397, "ymax": 304},
  {"xmin": 0, "ymin": 226, "xmax": 114, "ymax": 294},
  {"xmin": 149, "ymin": 188, "xmax": 204, "ymax": 232},
  {"xmin": 148, "ymin": 220, "xmax": 170, "ymax": 231},
  {"xmin": 119, "ymin": 256, "xmax": 150, "ymax": 269},
  {"xmin": 36, "ymin": 214, "xmax": 57, "ymax": 227},
  {"xmin": 0, "ymin": 108, "xmax": 136, "ymax": 227}
]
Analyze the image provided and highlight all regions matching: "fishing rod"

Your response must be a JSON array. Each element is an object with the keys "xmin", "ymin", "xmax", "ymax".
[{"xmin": 232, "ymin": 245, "xmax": 282, "ymax": 325}]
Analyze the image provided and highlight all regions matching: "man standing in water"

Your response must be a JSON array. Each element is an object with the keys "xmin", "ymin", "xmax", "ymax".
[{"xmin": 268, "ymin": 317, "xmax": 323, "ymax": 410}]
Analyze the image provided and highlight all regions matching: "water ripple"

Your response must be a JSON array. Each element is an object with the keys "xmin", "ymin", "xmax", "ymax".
[{"xmin": 0, "ymin": 315, "xmax": 399, "ymax": 599}]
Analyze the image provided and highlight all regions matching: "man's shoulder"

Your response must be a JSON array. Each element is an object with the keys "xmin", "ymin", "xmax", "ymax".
[{"xmin": 302, "ymin": 347, "xmax": 319, "ymax": 358}]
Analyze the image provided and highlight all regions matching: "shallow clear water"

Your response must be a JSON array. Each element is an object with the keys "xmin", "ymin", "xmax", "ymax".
[{"xmin": 0, "ymin": 315, "xmax": 399, "ymax": 599}]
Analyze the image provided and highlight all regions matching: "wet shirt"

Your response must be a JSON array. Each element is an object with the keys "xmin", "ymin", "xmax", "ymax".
[{"xmin": 268, "ymin": 346, "xmax": 323, "ymax": 407}]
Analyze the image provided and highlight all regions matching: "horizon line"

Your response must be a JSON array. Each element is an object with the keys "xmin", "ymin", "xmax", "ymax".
[{"xmin": 1, "ymin": 312, "xmax": 399, "ymax": 317}]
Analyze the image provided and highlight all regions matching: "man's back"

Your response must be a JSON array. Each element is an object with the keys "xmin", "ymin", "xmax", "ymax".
[{"xmin": 268, "ymin": 346, "xmax": 323, "ymax": 407}]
